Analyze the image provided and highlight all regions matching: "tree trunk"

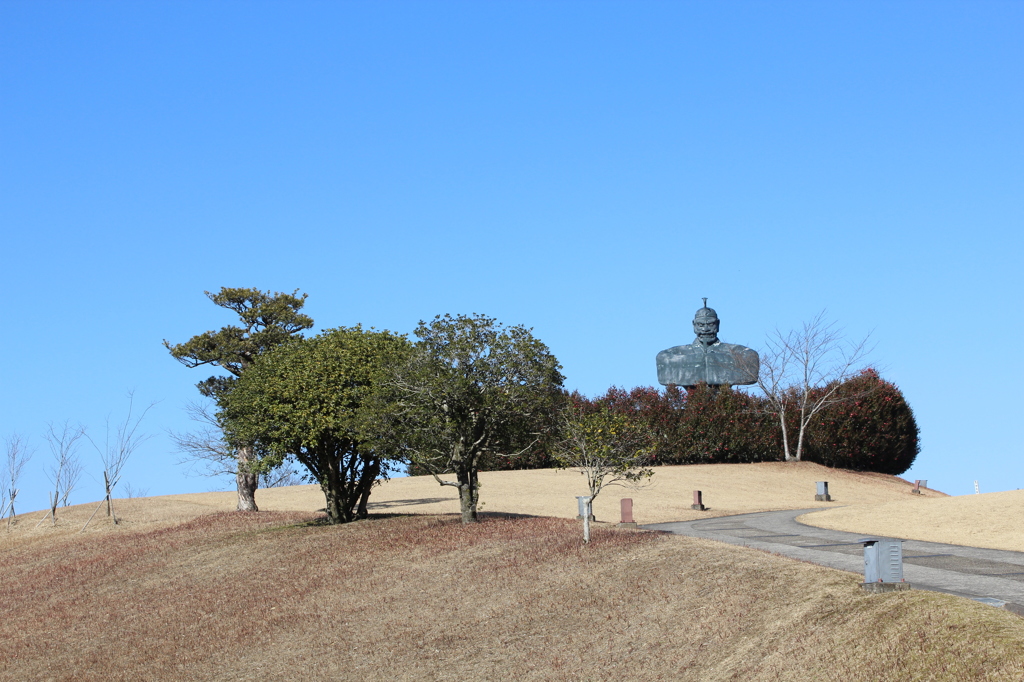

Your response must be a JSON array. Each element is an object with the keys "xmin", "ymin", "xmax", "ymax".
[
  {"xmin": 779, "ymin": 412, "xmax": 794, "ymax": 461},
  {"xmin": 236, "ymin": 446, "xmax": 259, "ymax": 512},
  {"xmin": 323, "ymin": 484, "xmax": 344, "ymax": 524},
  {"xmin": 322, "ymin": 457, "xmax": 347, "ymax": 524},
  {"xmin": 795, "ymin": 405, "xmax": 807, "ymax": 461},
  {"xmin": 355, "ymin": 457, "xmax": 380, "ymax": 520},
  {"xmin": 457, "ymin": 467, "xmax": 479, "ymax": 524}
]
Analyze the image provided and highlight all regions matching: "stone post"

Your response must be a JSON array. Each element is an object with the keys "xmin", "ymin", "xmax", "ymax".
[
  {"xmin": 691, "ymin": 490, "xmax": 705, "ymax": 511},
  {"xmin": 618, "ymin": 498, "xmax": 637, "ymax": 528}
]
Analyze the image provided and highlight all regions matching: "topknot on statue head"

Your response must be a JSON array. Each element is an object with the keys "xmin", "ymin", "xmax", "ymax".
[{"xmin": 694, "ymin": 303, "xmax": 718, "ymax": 321}]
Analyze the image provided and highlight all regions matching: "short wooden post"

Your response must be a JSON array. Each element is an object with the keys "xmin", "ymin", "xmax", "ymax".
[
  {"xmin": 618, "ymin": 498, "xmax": 637, "ymax": 528},
  {"xmin": 691, "ymin": 490, "xmax": 705, "ymax": 511}
]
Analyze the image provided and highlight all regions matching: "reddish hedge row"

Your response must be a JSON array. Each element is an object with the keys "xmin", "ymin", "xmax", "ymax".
[{"xmin": 476, "ymin": 369, "xmax": 919, "ymax": 475}]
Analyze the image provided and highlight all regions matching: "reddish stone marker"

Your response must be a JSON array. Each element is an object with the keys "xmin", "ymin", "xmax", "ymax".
[
  {"xmin": 692, "ymin": 490, "xmax": 705, "ymax": 511},
  {"xmin": 912, "ymin": 480, "xmax": 922, "ymax": 494},
  {"xmin": 620, "ymin": 498, "xmax": 634, "ymax": 524},
  {"xmin": 618, "ymin": 498, "xmax": 637, "ymax": 528}
]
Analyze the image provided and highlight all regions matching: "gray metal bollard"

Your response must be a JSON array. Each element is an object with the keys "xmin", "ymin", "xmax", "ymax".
[
  {"xmin": 815, "ymin": 481, "xmax": 831, "ymax": 502},
  {"xmin": 579, "ymin": 496, "xmax": 593, "ymax": 543},
  {"xmin": 576, "ymin": 495, "xmax": 594, "ymax": 521},
  {"xmin": 860, "ymin": 538, "xmax": 910, "ymax": 593}
]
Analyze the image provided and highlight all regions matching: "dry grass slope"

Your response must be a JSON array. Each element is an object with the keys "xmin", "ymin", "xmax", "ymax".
[
  {"xmin": 800, "ymin": 489, "xmax": 1024, "ymax": 552},
  {"xmin": 3, "ymin": 461, "xmax": 942, "ymax": 547},
  {"xmin": 3, "ymin": 511, "xmax": 1024, "ymax": 681}
]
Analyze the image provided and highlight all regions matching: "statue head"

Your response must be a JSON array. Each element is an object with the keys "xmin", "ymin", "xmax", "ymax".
[{"xmin": 692, "ymin": 298, "xmax": 720, "ymax": 345}]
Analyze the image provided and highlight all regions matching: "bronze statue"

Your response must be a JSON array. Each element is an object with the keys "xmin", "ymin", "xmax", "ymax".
[{"xmin": 656, "ymin": 299, "xmax": 759, "ymax": 390}]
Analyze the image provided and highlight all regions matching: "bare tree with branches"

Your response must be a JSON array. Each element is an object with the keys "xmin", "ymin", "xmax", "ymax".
[
  {"xmin": 170, "ymin": 400, "xmax": 303, "ymax": 490},
  {"xmin": 170, "ymin": 400, "xmax": 237, "ymax": 478},
  {"xmin": 82, "ymin": 392, "xmax": 156, "ymax": 531},
  {"xmin": 122, "ymin": 482, "xmax": 149, "ymax": 498},
  {"xmin": 751, "ymin": 311, "xmax": 872, "ymax": 462},
  {"xmin": 2, "ymin": 434, "xmax": 33, "ymax": 529},
  {"xmin": 38, "ymin": 422, "xmax": 86, "ymax": 527}
]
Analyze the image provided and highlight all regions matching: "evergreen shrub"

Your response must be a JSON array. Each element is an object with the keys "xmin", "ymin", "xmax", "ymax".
[{"xmin": 800, "ymin": 368, "xmax": 919, "ymax": 475}]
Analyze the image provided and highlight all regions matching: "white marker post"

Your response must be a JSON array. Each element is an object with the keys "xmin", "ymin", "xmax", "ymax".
[
  {"xmin": 975, "ymin": 480, "xmax": 980, "ymax": 494},
  {"xmin": 581, "ymin": 496, "xmax": 592, "ymax": 544}
]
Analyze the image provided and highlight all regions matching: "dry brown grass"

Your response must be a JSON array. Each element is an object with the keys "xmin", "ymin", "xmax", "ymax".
[
  {"xmin": 4, "ymin": 461, "xmax": 979, "ymax": 556},
  {"xmin": 3, "ymin": 510, "xmax": 1024, "ymax": 681},
  {"xmin": 11, "ymin": 461, "xmax": 1018, "ymax": 556},
  {"xmin": 800, "ymin": 489, "xmax": 1024, "ymax": 552},
  {"xmin": 3, "ymin": 461, "xmax": 935, "ymax": 538},
  {"xmin": 356, "ymin": 461, "xmax": 944, "ymax": 525}
]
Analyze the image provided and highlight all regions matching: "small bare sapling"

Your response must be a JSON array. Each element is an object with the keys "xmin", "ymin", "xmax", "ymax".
[
  {"xmin": 38, "ymin": 422, "xmax": 86, "ymax": 527},
  {"xmin": 82, "ymin": 392, "xmax": 155, "ymax": 531},
  {"xmin": 2, "ymin": 433, "xmax": 32, "ymax": 529}
]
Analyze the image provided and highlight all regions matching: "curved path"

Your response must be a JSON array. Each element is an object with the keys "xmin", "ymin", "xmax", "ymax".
[{"xmin": 645, "ymin": 509, "xmax": 1024, "ymax": 616}]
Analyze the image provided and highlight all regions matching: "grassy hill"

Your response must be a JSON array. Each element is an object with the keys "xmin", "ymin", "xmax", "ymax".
[
  {"xmin": 5, "ymin": 461, "xmax": 944, "ymax": 542},
  {"xmin": 4, "ymin": 464, "xmax": 1024, "ymax": 680}
]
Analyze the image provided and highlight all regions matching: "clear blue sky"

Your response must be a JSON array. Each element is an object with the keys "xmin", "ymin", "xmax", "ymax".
[{"xmin": 2, "ymin": 1, "xmax": 1021, "ymax": 510}]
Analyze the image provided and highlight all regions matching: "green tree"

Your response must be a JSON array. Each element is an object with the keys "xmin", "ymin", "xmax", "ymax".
[
  {"xmin": 553, "ymin": 397, "xmax": 655, "ymax": 504},
  {"xmin": 222, "ymin": 326, "xmax": 411, "ymax": 524},
  {"xmin": 369, "ymin": 314, "xmax": 564, "ymax": 524},
  {"xmin": 163, "ymin": 287, "xmax": 313, "ymax": 511}
]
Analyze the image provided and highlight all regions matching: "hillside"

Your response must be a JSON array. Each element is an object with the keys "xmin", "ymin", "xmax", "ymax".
[
  {"xmin": 4, "ymin": 464, "xmax": 1024, "ymax": 679},
  {"xmin": 14, "ymin": 462, "xmax": 1024, "ymax": 556},
  {"xmin": 12, "ymin": 462, "xmax": 1006, "ymax": 553},
  {"xmin": 3, "ymin": 510, "xmax": 1024, "ymax": 681},
  {"xmin": 800, "ymin": 489, "xmax": 1024, "ymax": 552}
]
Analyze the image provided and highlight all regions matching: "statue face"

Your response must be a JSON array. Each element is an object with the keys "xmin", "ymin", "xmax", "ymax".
[{"xmin": 693, "ymin": 317, "xmax": 720, "ymax": 344}]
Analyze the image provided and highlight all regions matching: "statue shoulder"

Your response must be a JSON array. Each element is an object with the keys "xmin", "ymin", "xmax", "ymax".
[
  {"xmin": 716, "ymin": 341, "xmax": 758, "ymax": 356},
  {"xmin": 657, "ymin": 343, "xmax": 700, "ymax": 360}
]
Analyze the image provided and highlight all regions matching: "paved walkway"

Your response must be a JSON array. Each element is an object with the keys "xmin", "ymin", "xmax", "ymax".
[{"xmin": 645, "ymin": 509, "xmax": 1024, "ymax": 616}]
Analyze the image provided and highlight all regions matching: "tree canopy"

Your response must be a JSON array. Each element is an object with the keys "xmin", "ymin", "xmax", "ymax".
[
  {"xmin": 164, "ymin": 287, "xmax": 314, "ymax": 399},
  {"xmin": 552, "ymin": 396, "xmax": 655, "ymax": 505},
  {"xmin": 222, "ymin": 326, "xmax": 411, "ymax": 524},
  {"xmin": 366, "ymin": 314, "xmax": 564, "ymax": 523}
]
